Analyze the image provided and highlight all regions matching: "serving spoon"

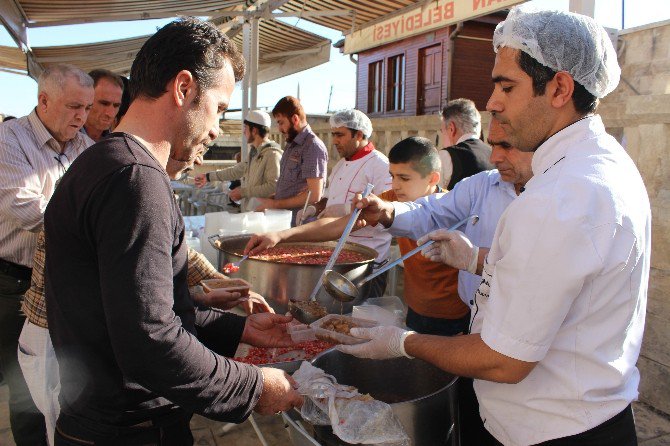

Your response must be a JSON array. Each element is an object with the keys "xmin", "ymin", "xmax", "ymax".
[{"xmin": 322, "ymin": 215, "xmax": 480, "ymax": 302}]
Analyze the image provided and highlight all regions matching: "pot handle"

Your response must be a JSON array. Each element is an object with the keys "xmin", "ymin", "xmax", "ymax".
[{"xmin": 207, "ymin": 234, "xmax": 220, "ymax": 249}]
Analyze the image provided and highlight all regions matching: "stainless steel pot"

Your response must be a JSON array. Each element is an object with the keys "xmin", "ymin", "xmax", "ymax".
[
  {"xmin": 309, "ymin": 349, "xmax": 459, "ymax": 446},
  {"xmin": 211, "ymin": 235, "xmax": 378, "ymax": 314}
]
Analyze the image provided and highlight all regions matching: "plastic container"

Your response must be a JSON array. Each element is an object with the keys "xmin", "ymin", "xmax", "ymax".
[
  {"xmin": 352, "ymin": 305, "xmax": 403, "ymax": 327},
  {"xmin": 287, "ymin": 324, "xmax": 317, "ymax": 342},
  {"xmin": 264, "ymin": 209, "xmax": 293, "ymax": 232},
  {"xmin": 353, "ymin": 296, "xmax": 406, "ymax": 327},
  {"xmin": 310, "ymin": 314, "xmax": 378, "ymax": 345},
  {"xmin": 201, "ymin": 278, "xmax": 251, "ymax": 297}
]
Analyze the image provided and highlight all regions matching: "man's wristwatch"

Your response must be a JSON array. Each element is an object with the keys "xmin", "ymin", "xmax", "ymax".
[{"xmin": 205, "ymin": 172, "xmax": 211, "ymax": 182}]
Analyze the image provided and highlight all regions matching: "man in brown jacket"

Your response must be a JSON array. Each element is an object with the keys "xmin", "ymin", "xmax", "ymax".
[{"xmin": 195, "ymin": 110, "xmax": 282, "ymax": 212}]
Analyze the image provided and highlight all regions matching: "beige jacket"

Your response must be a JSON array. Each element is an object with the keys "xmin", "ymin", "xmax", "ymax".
[{"xmin": 210, "ymin": 140, "xmax": 283, "ymax": 212}]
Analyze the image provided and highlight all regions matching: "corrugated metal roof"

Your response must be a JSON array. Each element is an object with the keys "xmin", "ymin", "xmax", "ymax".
[
  {"xmin": 16, "ymin": 0, "xmax": 249, "ymax": 25},
  {"xmin": 0, "ymin": 46, "xmax": 25, "ymax": 71},
  {"xmin": 0, "ymin": 19, "xmax": 330, "ymax": 79},
  {"xmin": 278, "ymin": 0, "xmax": 420, "ymax": 33}
]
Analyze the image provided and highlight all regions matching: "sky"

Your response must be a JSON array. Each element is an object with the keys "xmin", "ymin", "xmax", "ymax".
[{"xmin": 1, "ymin": 0, "xmax": 669, "ymax": 118}]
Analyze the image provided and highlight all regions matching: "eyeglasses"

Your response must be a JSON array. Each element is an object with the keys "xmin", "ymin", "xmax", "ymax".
[{"xmin": 54, "ymin": 152, "xmax": 70, "ymax": 178}]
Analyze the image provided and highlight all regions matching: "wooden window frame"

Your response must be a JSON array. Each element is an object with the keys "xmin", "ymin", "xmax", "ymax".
[
  {"xmin": 367, "ymin": 59, "xmax": 384, "ymax": 114},
  {"xmin": 386, "ymin": 53, "xmax": 406, "ymax": 112}
]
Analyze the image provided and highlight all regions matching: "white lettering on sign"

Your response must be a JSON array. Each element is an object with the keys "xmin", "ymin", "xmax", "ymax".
[{"xmin": 344, "ymin": 0, "xmax": 525, "ymax": 54}]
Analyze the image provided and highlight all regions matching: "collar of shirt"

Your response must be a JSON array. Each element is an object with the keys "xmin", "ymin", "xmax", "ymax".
[
  {"xmin": 531, "ymin": 115, "xmax": 603, "ymax": 176},
  {"xmin": 490, "ymin": 170, "xmax": 519, "ymax": 198},
  {"xmin": 28, "ymin": 108, "xmax": 90, "ymax": 156},
  {"xmin": 27, "ymin": 109, "xmax": 61, "ymax": 153},
  {"xmin": 292, "ymin": 124, "xmax": 312, "ymax": 146},
  {"xmin": 346, "ymin": 141, "xmax": 375, "ymax": 161},
  {"xmin": 456, "ymin": 132, "xmax": 480, "ymax": 145}
]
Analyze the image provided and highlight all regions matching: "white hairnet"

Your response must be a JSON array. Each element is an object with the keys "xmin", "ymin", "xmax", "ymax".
[
  {"xmin": 329, "ymin": 109, "xmax": 373, "ymax": 138},
  {"xmin": 493, "ymin": 6, "xmax": 620, "ymax": 98}
]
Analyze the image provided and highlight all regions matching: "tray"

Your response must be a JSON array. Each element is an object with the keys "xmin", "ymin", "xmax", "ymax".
[
  {"xmin": 309, "ymin": 314, "xmax": 378, "ymax": 345},
  {"xmin": 201, "ymin": 278, "xmax": 251, "ymax": 297}
]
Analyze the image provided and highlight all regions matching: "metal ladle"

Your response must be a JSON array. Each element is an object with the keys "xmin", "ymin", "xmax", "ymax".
[
  {"xmin": 305, "ymin": 183, "xmax": 375, "ymax": 304},
  {"xmin": 322, "ymin": 214, "xmax": 480, "ymax": 302}
]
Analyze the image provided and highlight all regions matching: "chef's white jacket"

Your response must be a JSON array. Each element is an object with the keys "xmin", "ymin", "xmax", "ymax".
[
  {"xmin": 471, "ymin": 116, "xmax": 651, "ymax": 445},
  {"xmin": 325, "ymin": 148, "xmax": 391, "ymax": 264}
]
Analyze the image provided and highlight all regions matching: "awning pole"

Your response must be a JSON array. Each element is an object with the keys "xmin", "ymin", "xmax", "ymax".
[
  {"xmin": 241, "ymin": 19, "xmax": 251, "ymax": 162},
  {"xmin": 250, "ymin": 17, "xmax": 259, "ymax": 110}
]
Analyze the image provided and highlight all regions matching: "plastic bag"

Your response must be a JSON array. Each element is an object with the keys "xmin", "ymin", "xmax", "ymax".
[{"xmin": 292, "ymin": 361, "xmax": 410, "ymax": 445}]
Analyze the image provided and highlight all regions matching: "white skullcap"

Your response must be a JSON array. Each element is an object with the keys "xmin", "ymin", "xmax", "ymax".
[
  {"xmin": 493, "ymin": 6, "xmax": 620, "ymax": 98},
  {"xmin": 245, "ymin": 110, "xmax": 272, "ymax": 128},
  {"xmin": 329, "ymin": 109, "xmax": 373, "ymax": 138}
]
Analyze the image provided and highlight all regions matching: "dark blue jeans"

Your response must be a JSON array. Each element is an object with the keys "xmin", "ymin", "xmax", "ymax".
[{"xmin": 405, "ymin": 307, "xmax": 470, "ymax": 336}]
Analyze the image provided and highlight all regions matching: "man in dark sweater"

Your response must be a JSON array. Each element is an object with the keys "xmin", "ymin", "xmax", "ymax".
[
  {"xmin": 44, "ymin": 18, "xmax": 302, "ymax": 446},
  {"xmin": 439, "ymin": 98, "xmax": 494, "ymax": 190}
]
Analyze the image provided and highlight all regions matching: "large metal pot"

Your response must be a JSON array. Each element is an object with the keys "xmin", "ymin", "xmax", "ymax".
[
  {"xmin": 211, "ymin": 235, "xmax": 378, "ymax": 314},
  {"xmin": 309, "ymin": 350, "xmax": 459, "ymax": 446}
]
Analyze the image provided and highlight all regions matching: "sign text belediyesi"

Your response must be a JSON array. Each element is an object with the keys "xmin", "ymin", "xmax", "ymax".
[{"xmin": 344, "ymin": 0, "xmax": 525, "ymax": 54}]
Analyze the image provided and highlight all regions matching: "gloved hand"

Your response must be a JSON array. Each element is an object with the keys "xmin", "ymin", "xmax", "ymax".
[
  {"xmin": 317, "ymin": 203, "xmax": 351, "ymax": 219},
  {"xmin": 336, "ymin": 326, "xmax": 416, "ymax": 360},
  {"xmin": 296, "ymin": 205, "xmax": 316, "ymax": 225},
  {"xmin": 417, "ymin": 229, "xmax": 479, "ymax": 273}
]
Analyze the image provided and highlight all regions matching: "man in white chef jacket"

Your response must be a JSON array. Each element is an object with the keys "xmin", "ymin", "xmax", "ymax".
[
  {"xmin": 298, "ymin": 109, "xmax": 391, "ymax": 297},
  {"xmin": 338, "ymin": 7, "xmax": 650, "ymax": 446}
]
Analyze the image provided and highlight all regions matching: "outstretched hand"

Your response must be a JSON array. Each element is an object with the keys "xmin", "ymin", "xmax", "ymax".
[{"xmin": 241, "ymin": 313, "xmax": 294, "ymax": 348}]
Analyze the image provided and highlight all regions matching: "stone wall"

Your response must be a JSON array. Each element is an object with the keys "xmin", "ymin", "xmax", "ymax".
[{"xmin": 599, "ymin": 19, "xmax": 670, "ymax": 415}]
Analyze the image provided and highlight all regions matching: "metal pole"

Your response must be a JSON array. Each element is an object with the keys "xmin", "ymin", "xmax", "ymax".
[
  {"xmin": 241, "ymin": 19, "xmax": 251, "ymax": 162},
  {"xmin": 250, "ymin": 17, "xmax": 259, "ymax": 110}
]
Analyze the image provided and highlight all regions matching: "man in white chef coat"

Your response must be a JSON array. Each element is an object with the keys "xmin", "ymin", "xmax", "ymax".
[
  {"xmin": 338, "ymin": 7, "xmax": 650, "ymax": 446},
  {"xmin": 298, "ymin": 109, "xmax": 391, "ymax": 297}
]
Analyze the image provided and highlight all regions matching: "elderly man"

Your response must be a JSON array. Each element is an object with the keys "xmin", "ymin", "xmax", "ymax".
[
  {"xmin": 342, "ymin": 7, "xmax": 650, "ymax": 446},
  {"xmin": 44, "ymin": 18, "xmax": 302, "ymax": 445},
  {"xmin": 439, "ymin": 98, "xmax": 494, "ymax": 190},
  {"xmin": 194, "ymin": 110, "xmax": 283, "ymax": 212},
  {"xmin": 254, "ymin": 96, "xmax": 328, "ymax": 225},
  {"xmin": 82, "ymin": 69, "xmax": 124, "ymax": 141},
  {"xmin": 0, "ymin": 64, "xmax": 94, "ymax": 446},
  {"xmin": 296, "ymin": 109, "xmax": 391, "ymax": 294}
]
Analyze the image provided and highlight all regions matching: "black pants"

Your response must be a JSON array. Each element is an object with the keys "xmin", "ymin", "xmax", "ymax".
[
  {"xmin": 0, "ymin": 269, "xmax": 47, "ymax": 446},
  {"xmin": 363, "ymin": 270, "xmax": 388, "ymax": 299},
  {"xmin": 406, "ymin": 307, "xmax": 470, "ymax": 336},
  {"xmin": 474, "ymin": 399, "xmax": 637, "ymax": 446},
  {"xmin": 55, "ymin": 411, "xmax": 194, "ymax": 446}
]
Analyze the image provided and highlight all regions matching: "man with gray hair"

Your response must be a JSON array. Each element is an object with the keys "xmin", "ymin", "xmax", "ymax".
[
  {"xmin": 0, "ymin": 63, "xmax": 94, "ymax": 445},
  {"xmin": 297, "ymin": 109, "xmax": 391, "ymax": 296},
  {"xmin": 439, "ymin": 98, "xmax": 493, "ymax": 190}
]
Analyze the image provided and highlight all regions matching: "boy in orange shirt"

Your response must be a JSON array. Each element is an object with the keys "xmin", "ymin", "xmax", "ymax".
[{"xmin": 246, "ymin": 137, "xmax": 470, "ymax": 335}]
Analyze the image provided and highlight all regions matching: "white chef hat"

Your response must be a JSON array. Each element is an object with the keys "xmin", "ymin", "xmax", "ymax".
[
  {"xmin": 493, "ymin": 6, "xmax": 620, "ymax": 98},
  {"xmin": 329, "ymin": 109, "xmax": 373, "ymax": 139}
]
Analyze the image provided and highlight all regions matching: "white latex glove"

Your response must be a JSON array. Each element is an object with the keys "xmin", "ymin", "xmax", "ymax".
[
  {"xmin": 317, "ymin": 203, "xmax": 352, "ymax": 219},
  {"xmin": 296, "ymin": 205, "xmax": 316, "ymax": 225},
  {"xmin": 336, "ymin": 326, "xmax": 416, "ymax": 360},
  {"xmin": 417, "ymin": 229, "xmax": 479, "ymax": 273}
]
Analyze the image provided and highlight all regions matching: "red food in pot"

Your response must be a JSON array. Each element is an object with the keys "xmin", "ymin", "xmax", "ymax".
[{"xmin": 248, "ymin": 245, "xmax": 367, "ymax": 265}]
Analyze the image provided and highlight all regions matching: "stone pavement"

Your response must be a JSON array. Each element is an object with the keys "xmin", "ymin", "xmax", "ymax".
[{"xmin": 2, "ymin": 382, "xmax": 670, "ymax": 445}]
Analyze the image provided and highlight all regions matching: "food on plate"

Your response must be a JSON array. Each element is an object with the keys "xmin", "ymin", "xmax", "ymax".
[
  {"xmin": 233, "ymin": 340, "xmax": 334, "ymax": 365},
  {"xmin": 322, "ymin": 316, "xmax": 359, "ymax": 335},
  {"xmin": 247, "ymin": 245, "xmax": 367, "ymax": 265},
  {"xmin": 310, "ymin": 315, "xmax": 378, "ymax": 345},
  {"xmin": 290, "ymin": 300, "xmax": 328, "ymax": 319}
]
